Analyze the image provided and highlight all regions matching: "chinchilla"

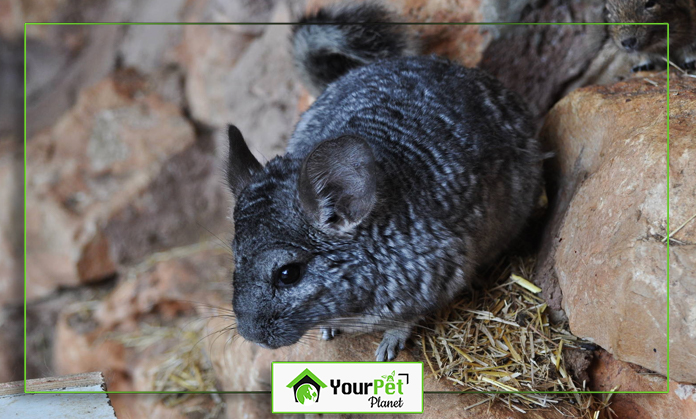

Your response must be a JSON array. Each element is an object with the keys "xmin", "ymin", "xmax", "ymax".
[{"xmin": 223, "ymin": 2, "xmax": 544, "ymax": 361}]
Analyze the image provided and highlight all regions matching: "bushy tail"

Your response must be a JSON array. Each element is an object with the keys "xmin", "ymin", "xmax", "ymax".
[{"xmin": 291, "ymin": 2, "xmax": 419, "ymax": 96}]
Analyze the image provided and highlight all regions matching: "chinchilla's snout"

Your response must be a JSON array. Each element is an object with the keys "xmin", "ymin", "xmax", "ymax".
[
  {"xmin": 234, "ymin": 309, "xmax": 272, "ymax": 348},
  {"xmin": 233, "ymin": 289, "xmax": 272, "ymax": 347},
  {"xmin": 233, "ymin": 293, "xmax": 306, "ymax": 349},
  {"xmin": 610, "ymin": 25, "xmax": 651, "ymax": 52}
]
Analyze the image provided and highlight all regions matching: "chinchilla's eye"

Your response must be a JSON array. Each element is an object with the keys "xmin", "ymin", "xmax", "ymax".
[
  {"xmin": 645, "ymin": 0, "xmax": 656, "ymax": 8},
  {"xmin": 275, "ymin": 263, "xmax": 303, "ymax": 286}
]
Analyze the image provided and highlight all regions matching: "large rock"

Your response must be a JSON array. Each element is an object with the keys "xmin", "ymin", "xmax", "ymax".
[
  {"xmin": 117, "ymin": 0, "xmax": 187, "ymax": 74},
  {"xmin": 537, "ymin": 73, "xmax": 695, "ymax": 383},
  {"xmin": 25, "ymin": 75, "xmax": 228, "ymax": 301},
  {"xmin": 182, "ymin": 2, "xmax": 304, "ymax": 162},
  {"xmin": 589, "ymin": 350, "xmax": 696, "ymax": 418},
  {"xmin": 23, "ymin": 1, "xmax": 130, "ymax": 137}
]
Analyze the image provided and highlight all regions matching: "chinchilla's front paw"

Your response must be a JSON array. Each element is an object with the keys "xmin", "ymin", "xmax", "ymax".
[
  {"xmin": 375, "ymin": 328, "xmax": 410, "ymax": 361},
  {"xmin": 321, "ymin": 327, "xmax": 341, "ymax": 341},
  {"xmin": 631, "ymin": 61, "xmax": 656, "ymax": 72}
]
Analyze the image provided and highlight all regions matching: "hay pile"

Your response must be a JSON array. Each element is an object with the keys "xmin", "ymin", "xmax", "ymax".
[{"xmin": 418, "ymin": 257, "xmax": 616, "ymax": 418}]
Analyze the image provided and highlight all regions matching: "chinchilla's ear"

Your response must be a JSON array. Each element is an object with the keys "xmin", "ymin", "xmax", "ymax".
[
  {"xmin": 298, "ymin": 135, "xmax": 377, "ymax": 232},
  {"xmin": 221, "ymin": 125, "xmax": 263, "ymax": 197}
]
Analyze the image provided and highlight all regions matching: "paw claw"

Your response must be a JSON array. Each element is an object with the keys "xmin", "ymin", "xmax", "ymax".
[
  {"xmin": 632, "ymin": 62, "xmax": 656, "ymax": 73},
  {"xmin": 375, "ymin": 329, "xmax": 410, "ymax": 362},
  {"xmin": 321, "ymin": 327, "xmax": 340, "ymax": 341}
]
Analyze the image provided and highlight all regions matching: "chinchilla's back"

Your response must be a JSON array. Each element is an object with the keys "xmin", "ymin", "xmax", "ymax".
[{"xmin": 289, "ymin": 56, "xmax": 542, "ymax": 271}]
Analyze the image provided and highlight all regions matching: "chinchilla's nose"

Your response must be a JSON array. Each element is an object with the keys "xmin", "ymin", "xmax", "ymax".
[
  {"xmin": 621, "ymin": 37, "xmax": 638, "ymax": 51},
  {"xmin": 236, "ymin": 315, "xmax": 268, "ymax": 345}
]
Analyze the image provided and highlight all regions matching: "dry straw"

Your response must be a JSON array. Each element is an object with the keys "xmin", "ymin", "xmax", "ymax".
[{"xmin": 418, "ymin": 256, "xmax": 616, "ymax": 418}]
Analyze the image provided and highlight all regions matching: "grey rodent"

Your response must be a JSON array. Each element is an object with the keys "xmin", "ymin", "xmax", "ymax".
[
  {"xmin": 606, "ymin": 0, "xmax": 696, "ymax": 71},
  {"xmin": 224, "ymin": 3, "xmax": 544, "ymax": 361}
]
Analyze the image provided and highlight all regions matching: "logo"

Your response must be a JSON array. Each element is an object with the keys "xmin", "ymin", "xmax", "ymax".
[
  {"xmin": 286, "ymin": 368, "xmax": 328, "ymax": 404},
  {"xmin": 272, "ymin": 362, "xmax": 423, "ymax": 414}
]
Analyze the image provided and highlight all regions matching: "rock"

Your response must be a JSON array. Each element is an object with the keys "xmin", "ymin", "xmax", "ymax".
[
  {"xmin": 55, "ymin": 309, "xmax": 223, "ymax": 419},
  {"xmin": 23, "ymin": 1, "xmax": 129, "ymax": 137},
  {"xmin": 536, "ymin": 73, "xmax": 696, "ymax": 383},
  {"xmin": 117, "ymin": 0, "xmax": 187, "ymax": 74},
  {"xmin": 0, "ymin": 29, "xmax": 23, "ymax": 136},
  {"xmin": 26, "ymin": 75, "xmax": 228, "ymax": 301},
  {"xmin": 100, "ymin": 124, "xmax": 230, "ymax": 267},
  {"xmin": 93, "ymin": 244, "xmax": 232, "ymax": 330},
  {"xmin": 53, "ymin": 307, "xmax": 129, "ymax": 387},
  {"xmin": 114, "ymin": 0, "xmax": 195, "ymax": 111},
  {"xmin": 0, "ymin": 307, "xmax": 22, "ymax": 383},
  {"xmin": 0, "ymin": 36, "xmax": 24, "ymax": 311},
  {"xmin": 0, "ymin": 0, "xmax": 23, "ymax": 40},
  {"xmin": 0, "ymin": 142, "xmax": 21, "ymax": 307},
  {"xmin": 589, "ymin": 350, "xmax": 696, "ymax": 419},
  {"xmin": 182, "ymin": 2, "xmax": 303, "ymax": 162}
]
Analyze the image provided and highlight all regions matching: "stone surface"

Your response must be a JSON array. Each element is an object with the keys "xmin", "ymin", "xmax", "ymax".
[
  {"xmin": 0, "ymin": 143, "xmax": 21, "ymax": 308},
  {"xmin": 23, "ymin": 2, "xmax": 129, "ymax": 137},
  {"xmin": 0, "ymin": 307, "xmax": 22, "ymax": 383},
  {"xmin": 0, "ymin": 29, "xmax": 24, "ymax": 313},
  {"xmin": 0, "ymin": 0, "xmax": 24, "ymax": 40},
  {"xmin": 25, "ymin": 74, "xmax": 229, "ymax": 301},
  {"xmin": 537, "ymin": 73, "xmax": 695, "ymax": 383},
  {"xmin": 117, "ymin": 0, "xmax": 187, "ymax": 74},
  {"xmin": 92, "ymin": 244, "xmax": 232, "ymax": 330},
  {"xmin": 182, "ymin": 1, "xmax": 303, "ymax": 163},
  {"xmin": 589, "ymin": 350, "xmax": 696, "ymax": 419},
  {"xmin": 100, "ymin": 123, "xmax": 230, "ymax": 266}
]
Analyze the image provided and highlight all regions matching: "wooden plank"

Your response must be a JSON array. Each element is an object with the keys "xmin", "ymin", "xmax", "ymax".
[
  {"xmin": 0, "ymin": 373, "xmax": 117, "ymax": 418},
  {"xmin": 0, "ymin": 372, "xmax": 107, "ymax": 395}
]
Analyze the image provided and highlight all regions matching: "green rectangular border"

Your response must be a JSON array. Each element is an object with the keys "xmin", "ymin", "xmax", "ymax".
[
  {"xmin": 271, "ymin": 361, "xmax": 424, "ymax": 414},
  {"xmin": 23, "ymin": 22, "xmax": 671, "ymax": 395}
]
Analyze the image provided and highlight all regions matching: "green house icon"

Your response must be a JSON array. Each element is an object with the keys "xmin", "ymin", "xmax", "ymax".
[{"xmin": 286, "ymin": 368, "xmax": 328, "ymax": 404}]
